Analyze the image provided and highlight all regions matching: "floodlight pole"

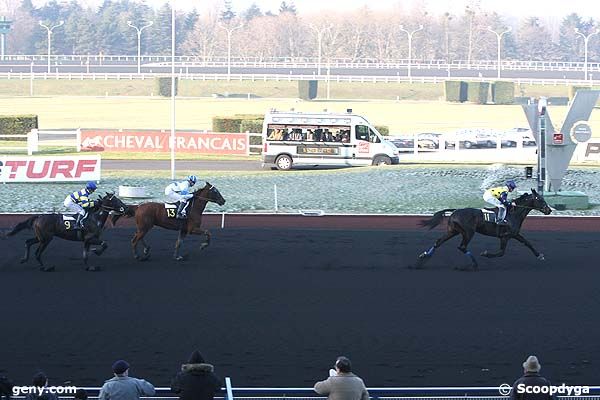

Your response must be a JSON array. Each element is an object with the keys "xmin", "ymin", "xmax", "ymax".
[
  {"xmin": 487, "ymin": 26, "xmax": 511, "ymax": 79},
  {"xmin": 575, "ymin": 27, "xmax": 599, "ymax": 81},
  {"xmin": 39, "ymin": 20, "xmax": 64, "ymax": 73},
  {"xmin": 127, "ymin": 20, "xmax": 153, "ymax": 74},
  {"xmin": 399, "ymin": 24, "xmax": 423, "ymax": 81}
]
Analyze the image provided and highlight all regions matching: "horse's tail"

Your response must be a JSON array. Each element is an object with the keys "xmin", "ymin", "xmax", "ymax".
[
  {"xmin": 6, "ymin": 216, "xmax": 38, "ymax": 236},
  {"xmin": 419, "ymin": 209, "xmax": 456, "ymax": 230}
]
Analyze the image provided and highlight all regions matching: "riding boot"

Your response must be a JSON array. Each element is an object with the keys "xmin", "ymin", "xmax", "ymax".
[
  {"xmin": 78, "ymin": 213, "xmax": 88, "ymax": 228},
  {"xmin": 176, "ymin": 202, "xmax": 187, "ymax": 219},
  {"xmin": 75, "ymin": 214, "xmax": 83, "ymax": 228}
]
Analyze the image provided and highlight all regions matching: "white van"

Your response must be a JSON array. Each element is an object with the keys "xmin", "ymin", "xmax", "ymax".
[{"xmin": 261, "ymin": 110, "xmax": 399, "ymax": 170}]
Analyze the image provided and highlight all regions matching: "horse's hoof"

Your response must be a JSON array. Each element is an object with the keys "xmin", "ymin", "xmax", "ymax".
[
  {"xmin": 417, "ymin": 252, "xmax": 429, "ymax": 260},
  {"xmin": 40, "ymin": 266, "xmax": 55, "ymax": 272},
  {"xmin": 200, "ymin": 242, "xmax": 209, "ymax": 250},
  {"xmin": 139, "ymin": 254, "xmax": 150, "ymax": 262},
  {"xmin": 20, "ymin": 258, "xmax": 27, "ymax": 264},
  {"xmin": 86, "ymin": 266, "xmax": 101, "ymax": 272},
  {"xmin": 480, "ymin": 251, "xmax": 488, "ymax": 257},
  {"xmin": 143, "ymin": 248, "xmax": 151, "ymax": 255},
  {"xmin": 174, "ymin": 255, "xmax": 184, "ymax": 261},
  {"xmin": 537, "ymin": 253, "xmax": 545, "ymax": 261}
]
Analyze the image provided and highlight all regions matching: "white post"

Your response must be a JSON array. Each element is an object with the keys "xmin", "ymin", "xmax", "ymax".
[
  {"xmin": 27, "ymin": 129, "xmax": 39, "ymax": 155},
  {"xmin": 76, "ymin": 128, "xmax": 81, "ymax": 152},
  {"xmin": 326, "ymin": 62, "xmax": 331, "ymax": 100},
  {"xmin": 400, "ymin": 25, "xmax": 423, "ymax": 82},
  {"xmin": 29, "ymin": 62, "xmax": 34, "ymax": 96},
  {"xmin": 274, "ymin": 184, "xmax": 278, "ymax": 212},
  {"xmin": 170, "ymin": 1, "xmax": 176, "ymax": 180},
  {"xmin": 413, "ymin": 132, "xmax": 418, "ymax": 155},
  {"xmin": 225, "ymin": 377, "xmax": 234, "ymax": 400},
  {"xmin": 221, "ymin": 212, "xmax": 225, "ymax": 229},
  {"xmin": 575, "ymin": 28, "xmax": 600, "ymax": 81}
]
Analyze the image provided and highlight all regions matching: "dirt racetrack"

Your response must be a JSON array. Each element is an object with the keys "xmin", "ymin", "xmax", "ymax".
[{"xmin": 1, "ymin": 220, "xmax": 599, "ymax": 389}]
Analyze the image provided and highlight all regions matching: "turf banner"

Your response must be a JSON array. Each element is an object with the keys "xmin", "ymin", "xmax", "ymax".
[
  {"xmin": 0, "ymin": 155, "xmax": 101, "ymax": 183},
  {"xmin": 79, "ymin": 129, "xmax": 249, "ymax": 155}
]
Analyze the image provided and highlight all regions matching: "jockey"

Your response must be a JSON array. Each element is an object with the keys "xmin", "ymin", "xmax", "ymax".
[
  {"xmin": 164, "ymin": 175, "xmax": 198, "ymax": 219},
  {"xmin": 483, "ymin": 180, "xmax": 517, "ymax": 225},
  {"xmin": 64, "ymin": 181, "xmax": 97, "ymax": 228}
]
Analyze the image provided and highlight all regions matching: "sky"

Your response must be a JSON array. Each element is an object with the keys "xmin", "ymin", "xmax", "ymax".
[{"xmin": 30, "ymin": 0, "xmax": 600, "ymax": 19}]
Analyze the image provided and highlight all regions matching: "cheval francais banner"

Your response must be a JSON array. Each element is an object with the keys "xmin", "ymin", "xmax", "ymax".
[
  {"xmin": 79, "ymin": 129, "xmax": 249, "ymax": 155},
  {"xmin": 0, "ymin": 155, "xmax": 101, "ymax": 183}
]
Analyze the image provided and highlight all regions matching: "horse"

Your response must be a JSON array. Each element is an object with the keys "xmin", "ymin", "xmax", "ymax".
[
  {"xmin": 6, "ymin": 192, "xmax": 128, "ymax": 272},
  {"xmin": 130, "ymin": 182, "xmax": 226, "ymax": 261},
  {"xmin": 415, "ymin": 189, "xmax": 552, "ymax": 271}
]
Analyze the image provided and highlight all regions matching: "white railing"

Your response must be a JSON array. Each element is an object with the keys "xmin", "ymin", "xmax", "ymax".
[
  {"xmin": 27, "ymin": 128, "xmax": 81, "ymax": 154},
  {"xmin": 0, "ymin": 72, "xmax": 597, "ymax": 86},
  {"xmin": 0, "ymin": 134, "xmax": 30, "ymax": 154}
]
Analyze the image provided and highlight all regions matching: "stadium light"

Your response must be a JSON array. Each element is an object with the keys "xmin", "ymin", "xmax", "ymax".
[
  {"xmin": 219, "ymin": 23, "xmax": 243, "ymax": 80},
  {"xmin": 574, "ymin": 27, "xmax": 600, "ymax": 81},
  {"xmin": 170, "ymin": 1, "xmax": 176, "ymax": 179},
  {"xmin": 39, "ymin": 20, "xmax": 64, "ymax": 73},
  {"xmin": 399, "ymin": 24, "xmax": 423, "ymax": 81},
  {"xmin": 127, "ymin": 20, "xmax": 153, "ymax": 74},
  {"xmin": 309, "ymin": 24, "xmax": 333, "ymax": 76},
  {"xmin": 487, "ymin": 26, "xmax": 511, "ymax": 79}
]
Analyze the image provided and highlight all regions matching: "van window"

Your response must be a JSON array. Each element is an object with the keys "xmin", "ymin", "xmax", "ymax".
[
  {"xmin": 267, "ymin": 124, "xmax": 350, "ymax": 143},
  {"xmin": 356, "ymin": 125, "xmax": 381, "ymax": 143}
]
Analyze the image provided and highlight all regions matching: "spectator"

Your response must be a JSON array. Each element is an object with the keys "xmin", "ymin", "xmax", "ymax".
[
  {"xmin": 510, "ymin": 356, "xmax": 555, "ymax": 400},
  {"xmin": 98, "ymin": 360, "xmax": 155, "ymax": 400},
  {"xmin": 74, "ymin": 389, "xmax": 88, "ymax": 400},
  {"xmin": 25, "ymin": 372, "xmax": 58, "ymax": 400},
  {"xmin": 0, "ymin": 375, "xmax": 13, "ymax": 400},
  {"xmin": 314, "ymin": 356, "xmax": 369, "ymax": 400},
  {"xmin": 171, "ymin": 350, "xmax": 222, "ymax": 400}
]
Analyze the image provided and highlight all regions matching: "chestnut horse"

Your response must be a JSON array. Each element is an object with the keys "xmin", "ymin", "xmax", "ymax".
[{"xmin": 130, "ymin": 182, "xmax": 226, "ymax": 261}]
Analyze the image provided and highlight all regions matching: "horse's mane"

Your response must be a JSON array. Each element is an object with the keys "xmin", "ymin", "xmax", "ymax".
[{"xmin": 514, "ymin": 191, "xmax": 533, "ymax": 204}]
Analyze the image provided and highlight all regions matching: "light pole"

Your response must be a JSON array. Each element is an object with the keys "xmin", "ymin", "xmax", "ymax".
[
  {"xmin": 309, "ymin": 24, "xmax": 332, "ymax": 75},
  {"xmin": 219, "ymin": 23, "xmax": 243, "ymax": 80},
  {"xmin": 575, "ymin": 27, "xmax": 599, "ymax": 81},
  {"xmin": 399, "ymin": 24, "xmax": 423, "ymax": 81},
  {"xmin": 127, "ymin": 20, "xmax": 153, "ymax": 74},
  {"xmin": 39, "ymin": 20, "xmax": 64, "ymax": 73},
  {"xmin": 487, "ymin": 26, "xmax": 511, "ymax": 78},
  {"xmin": 170, "ymin": 0, "xmax": 176, "ymax": 179}
]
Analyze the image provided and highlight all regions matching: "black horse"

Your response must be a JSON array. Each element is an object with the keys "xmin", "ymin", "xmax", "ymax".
[
  {"xmin": 416, "ymin": 189, "xmax": 552, "ymax": 270},
  {"xmin": 6, "ymin": 192, "xmax": 127, "ymax": 271}
]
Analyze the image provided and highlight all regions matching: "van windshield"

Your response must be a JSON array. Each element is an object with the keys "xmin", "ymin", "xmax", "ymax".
[{"xmin": 356, "ymin": 125, "xmax": 381, "ymax": 143}]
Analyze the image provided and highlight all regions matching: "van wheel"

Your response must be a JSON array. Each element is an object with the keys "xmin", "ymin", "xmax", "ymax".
[
  {"xmin": 464, "ymin": 141, "xmax": 473, "ymax": 149},
  {"xmin": 373, "ymin": 155, "xmax": 391, "ymax": 166},
  {"xmin": 275, "ymin": 155, "xmax": 293, "ymax": 170}
]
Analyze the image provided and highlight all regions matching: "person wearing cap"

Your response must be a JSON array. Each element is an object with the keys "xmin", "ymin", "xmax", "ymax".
[
  {"xmin": 314, "ymin": 356, "xmax": 369, "ymax": 400},
  {"xmin": 164, "ymin": 175, "xmax": 198, "ymax": 219},
  {"xmin": 98, "ymin": 360, "xmax": 155, "ymax": 400},
  {"xmin": 171, "ymin": 350, "xmax": 222, "ymax": 400},
  {"xmin": 483, "ymin": 180, "xmax": 517, "ymax": 225},
  {"xmin": 510, "ymin": 356, "xmax": 556, "ymax": 400},
  {"xmin": 64, "ymin": 181, "xmax": 98, "ymax": 228},
  {"xmin": 24, "ymin": 372, "xmax": 58, "ymax": 400}
]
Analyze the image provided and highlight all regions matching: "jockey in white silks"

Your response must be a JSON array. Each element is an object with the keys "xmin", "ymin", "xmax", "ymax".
[{"xmin": 164, "ymin": 175, "xmax": 197, "ymax": 219}]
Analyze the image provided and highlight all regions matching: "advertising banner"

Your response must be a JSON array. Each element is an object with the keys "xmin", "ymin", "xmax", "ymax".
[
  {"xmin": 0, "ymin": 155, "xmax": 101, "ymax": 183},
  {"xmin": 574, "ymin": 140, "xmax": 600, "ymax": 162},
  {"xmin": 80, "ymin": 129, "xmax": 249, "ymax": 155}
]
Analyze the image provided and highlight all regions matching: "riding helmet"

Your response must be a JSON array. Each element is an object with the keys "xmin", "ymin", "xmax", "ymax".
[
  {"xmin": 506, "ymin": 180, "xmax": 516, "ymax": 190},
  {"xmin": 86, "ymin": 181, "xmax": 97, "ymax": 191},
  {"xmin": 187, "ymin": 175, "xmax": 198, "ymax": 185}
]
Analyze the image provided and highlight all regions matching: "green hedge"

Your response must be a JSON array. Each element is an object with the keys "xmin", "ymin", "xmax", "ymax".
[
  {"xmin": 298, "ymin": 80, "xmax": 318, "ymax": 100},
  {"xmin": 212, "ymin": 116, "xmax": 245, "ymax": 132},
  {"xmin": 155, "ymin": 77, "xmax": 178, "ymax": 97},
  {"xmin": 569, "ymin": 85, "xmax": 591, "ymax": 100},
  {"xmin": 0, "ymin": 115, "xmax": 38, "ymax": 141},
  {"xmin": 467, "ymin": 82, "xmax": 489, "ymax": 104},
  {"xmin": 240, "ymin": 119, "xmax": 263, "ymax": 134},
  {"xmin": 374, "ymin": 125, "xmax": 389, "ymax": 136},
  {"xmin": 492, "ymin": 81, "xmax": 515, "ymax": 104},
  {"xmin": 444, "ymin": 81, "xmax": 468, "ymax": 102}
]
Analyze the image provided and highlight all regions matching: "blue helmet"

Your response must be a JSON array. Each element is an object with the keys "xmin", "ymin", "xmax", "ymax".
[
  {"xmin": 86, "ymin": 181, "xmax": 97, "ymax": 191},
  {"xmin": 506, "ymin": 180, "xmax": 516, "ymax": 190},
  {"xmin": 187, "ymin": 175, "xmax": 198, "ymax": 185}
]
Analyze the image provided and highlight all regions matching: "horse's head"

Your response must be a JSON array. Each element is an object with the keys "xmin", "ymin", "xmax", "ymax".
[
  {"xmin": 515, "ymin": 189, "xmax": 552, "ymax": 215},
  {"xmin": 99, "ymin": 192, "xmax": 128, "ymax": 215},
  {"xmin": 195, "ymin": 182, "xmax": 226, "ymax": 206}
]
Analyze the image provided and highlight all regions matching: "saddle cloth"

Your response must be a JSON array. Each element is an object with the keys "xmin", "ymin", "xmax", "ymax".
[
  {"xmin": 62, "ymin": 215, "xmax": 76, "ymax": 221},
  {"xmin": 164, "ymin": 203, "xmax": 178, "ymax": 209},
  {"xmin": 481, "ymin": 209, "xmax": 497, "ymax": 223}
]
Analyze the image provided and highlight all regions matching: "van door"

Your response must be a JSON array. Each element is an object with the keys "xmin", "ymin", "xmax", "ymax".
[{"xmin": 349, "ymin": 125, "xmax": 377, "ymax": 166}]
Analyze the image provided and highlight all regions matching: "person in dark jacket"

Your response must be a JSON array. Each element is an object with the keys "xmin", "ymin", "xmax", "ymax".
[
  {"xmin": 24, "ymin": 372, "xmax": 58, "ymax": 400},
  {"xmin": 171, "ymin": 351, "xmax": 222, "ymax": 400},
  {"xmin": 0, "ymin": 375, "xmax": 14, "ymax": 400},
  {"xmin": 510, "ymin": 356, "xmax": 556, "ymax": 400}
]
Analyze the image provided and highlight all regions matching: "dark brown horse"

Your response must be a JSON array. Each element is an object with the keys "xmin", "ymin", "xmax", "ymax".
[
  {"xmin": 130, "ymin": 182, "xmax": 226, "ymax": 261},
  {"xmin": 415, "ymin": 189, "xmax": 552, "ymax": 270},
  {"xmin": 6, "ymin": 192, "xmax": 127, "ymax": 271}
]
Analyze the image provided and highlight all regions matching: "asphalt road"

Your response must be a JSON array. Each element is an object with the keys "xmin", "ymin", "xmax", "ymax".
[
  {"xmin": 0, "ymin": 227, "xmax": 598, "ymax": 388},
  {"xmin": 0, "ymin": 60, "xmax": 590, "ymax": 80}
]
